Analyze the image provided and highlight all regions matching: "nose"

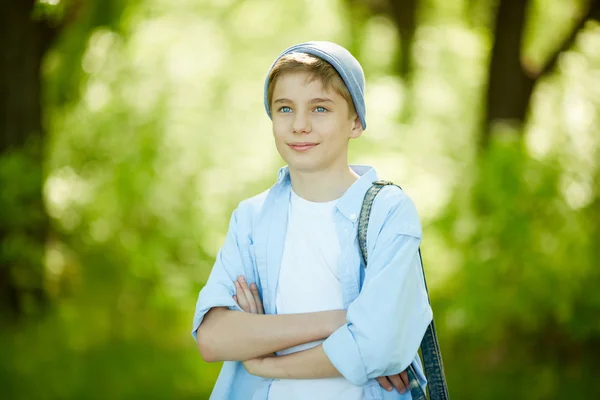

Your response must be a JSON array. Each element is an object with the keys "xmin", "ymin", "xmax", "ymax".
[{"xmin": 292, "ymin": 111, "xmax": 311, "ymax": 134}]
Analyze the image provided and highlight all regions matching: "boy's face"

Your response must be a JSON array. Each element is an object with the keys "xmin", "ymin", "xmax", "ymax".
[{"xmin": 270, "ymin": 72, "xmax": 363, "ymax": 175}]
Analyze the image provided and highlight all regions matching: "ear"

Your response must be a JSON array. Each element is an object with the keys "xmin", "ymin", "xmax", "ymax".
[{"xmin": 349, "ymin": 115, "xmax": 363, "ymax": 139}]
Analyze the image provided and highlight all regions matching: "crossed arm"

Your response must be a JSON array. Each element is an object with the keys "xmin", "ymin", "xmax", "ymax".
[
  {"xmin": 196, "ymin": 276, "xmax": 411, "ymax": 394},
  {"xmin": 196, "ymin": 297, "xmax": 345, "ymax": 362},
  {"xmin": 195, "ymin": 197, "xmax": 428, "ymax": 394}
]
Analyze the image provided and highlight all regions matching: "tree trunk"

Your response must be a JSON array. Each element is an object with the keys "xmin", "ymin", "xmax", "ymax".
[
  {"xmin": 483, "ymin": 0, "xmax": 533, "ymax": 147},
  {"xmin": 389, "ymin": 0, "xmax": 418, "ymax": 78},
  {"xmin": 343, "ymin": 0, "xmax": 419, "ymax": 121},
  {"xmin": 0, "ymin": 0, "xmax": 53, "ymax": 317},
  {"xmin": 483, "ymin": 0, "xmax": 600, "ymax": 149}
]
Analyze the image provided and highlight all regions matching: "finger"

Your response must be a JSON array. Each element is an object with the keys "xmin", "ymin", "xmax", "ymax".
[
  {"xmin": 234, "ymin": 280, "xmax": 250, "ymax": 312},
  {"xmin": 387, "ymin": 374, "xmax": 407, "ymax": 394},
  {"xmin": 400, "ymin": 370, "xmax": 410, "ymax": 389},
  {"xmin": 250, "ymin": 283, "xmax": 264, "ymax": 314},
  {"xmin": 376, "ymin": 376, "xmax": 393, "ymax": 392},
  {"xmin": 238, "ymin": 276, "xmax": 257, "ymax": 314}
]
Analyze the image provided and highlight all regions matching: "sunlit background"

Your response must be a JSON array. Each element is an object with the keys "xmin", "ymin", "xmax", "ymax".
[{"xmin": 1, "ymin": 0, "xmax": 599, "ymax": 398}]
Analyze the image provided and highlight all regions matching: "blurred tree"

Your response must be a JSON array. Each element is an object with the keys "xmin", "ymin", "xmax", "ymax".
[
  {"xmin": 0, "ymin": 0, "xmax": 129, "ymax": 317},
  {"xmin": 350, "ymin": 0, "xmax": 600, "ymax": 142},
  {"xmin": 0, "ymin": 0, "xmax": 56, "ymax": 317},
  {"xmin": 345, "ymin": 0, "xmax": 419, "ymax": 120},
  {"xmin": 347, "ymin": 0, "xmax": 418, "ymax": 77},
  {"xmin": 390, "ymin": 0, "xmax": 419, "ymax": 78},
  {"xmin": 484, "ymin": 0, "xmax": 533, "ymax": 139},
  {"xmin": 483, "ymin": 0, "xmax": 600, "ymax": 147}
]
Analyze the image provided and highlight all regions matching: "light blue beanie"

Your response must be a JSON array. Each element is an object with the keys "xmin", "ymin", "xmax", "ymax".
[{"xmin": 263, "ymin": 41, "xmax": 367, "ymax": 130}]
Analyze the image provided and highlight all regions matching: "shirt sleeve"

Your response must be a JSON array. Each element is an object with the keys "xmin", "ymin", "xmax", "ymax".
[
  {"xmin": 322, "ymin": 192, "xmax": 433, "ymax": 386},
  {"xmin": 191, "ymin": 208, "xmax": 251, "ymax": 341}
]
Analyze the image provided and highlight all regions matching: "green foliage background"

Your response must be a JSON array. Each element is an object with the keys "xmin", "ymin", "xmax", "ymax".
[{"xmin": 2, "ymin": 0, "xmax": 599, "ymax": 398}]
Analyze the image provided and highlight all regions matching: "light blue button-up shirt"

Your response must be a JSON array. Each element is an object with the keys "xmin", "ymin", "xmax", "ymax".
[{"xmin": 192, "ymin": 165, "xmax": 433, "ymax": 400}]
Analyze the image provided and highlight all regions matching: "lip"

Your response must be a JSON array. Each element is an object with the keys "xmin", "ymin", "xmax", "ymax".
[{"xmin": 288, "ymin": 143, "xmax": 319, "ymax": 152}]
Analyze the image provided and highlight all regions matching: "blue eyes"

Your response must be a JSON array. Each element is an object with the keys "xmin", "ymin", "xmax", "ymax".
[{"xmin": 277, "ymin": 106, "xmax": 328, "ymax": 113}]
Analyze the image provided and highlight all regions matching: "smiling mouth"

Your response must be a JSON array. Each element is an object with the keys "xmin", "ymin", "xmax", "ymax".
[{"xmin": 288, "ymin": 143, "xmax": 319, "ymax": 152}]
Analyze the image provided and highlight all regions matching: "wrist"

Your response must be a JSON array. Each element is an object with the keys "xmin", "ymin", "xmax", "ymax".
[
  {"xmin": 244, "ymin": 355, "xmax": 275, "ymax": 378},
  {"xmin": 324, "ymin": 310, "xmax": 347, "ymax": 336},
  {"xmin": 256, "ymin": 356, "xmax": 276, "ymax": 378},
  {"xmin": 260, "ymin": 355, "xmax": 276, "ymax": 377}
]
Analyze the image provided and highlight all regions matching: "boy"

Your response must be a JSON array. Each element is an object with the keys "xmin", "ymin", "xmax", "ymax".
[{"xmin": 192, "ymin": 41, "xmax": 432, "ymax": 399}]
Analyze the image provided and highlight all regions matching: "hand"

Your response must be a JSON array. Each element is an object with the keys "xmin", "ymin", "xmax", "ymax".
[
  {"xmin": 376, "ymin": 370, "xmax": 410, "ymax": 394},
  {"xmin": 233, "ymin": 275, "xmax": 264, "ymax": 314},
  {"xmin": 234, "ymin": 276, "xmax": 274, "ymax": 376}
]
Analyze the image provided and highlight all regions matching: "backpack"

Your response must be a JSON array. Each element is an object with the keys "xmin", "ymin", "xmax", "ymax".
[{"xmin": 358, "ymin": 180, "xmax": 450, "ymax": 400}]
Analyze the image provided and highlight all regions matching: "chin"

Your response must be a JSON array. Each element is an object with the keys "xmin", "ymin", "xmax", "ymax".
[
  {"xmin": 287, "ymin": 161, "xmax": 325, "ymax": 174},
  {"xmin": 280, "ymin": 149, "xmax": 330, "ymax": 174}
]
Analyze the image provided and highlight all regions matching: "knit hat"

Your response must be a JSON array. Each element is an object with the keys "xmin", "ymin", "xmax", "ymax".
[{"xmin": 263, "ymin": 41, "xmax": 367, "ymax": 130}]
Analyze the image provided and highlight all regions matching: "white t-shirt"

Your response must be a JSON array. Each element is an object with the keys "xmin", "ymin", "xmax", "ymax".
[{"xmin": 267, "ymin": 191, "xmax": 363, "ymax": 400}]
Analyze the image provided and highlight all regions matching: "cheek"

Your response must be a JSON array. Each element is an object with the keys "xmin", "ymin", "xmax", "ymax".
[
  {"xmin": 318, "ymin": 115, "xmax": 347, "ymax": 133},
  {"xmin": 272, "ymin": 117, "xmax": 288, "ymax": 134},
  {"xmin": 272, "ymin": 130, "xmax": 286, "ymax": 147},
  {"xmin": 272, "ymin": 126, "xmax": 288, "ymax": 152}
]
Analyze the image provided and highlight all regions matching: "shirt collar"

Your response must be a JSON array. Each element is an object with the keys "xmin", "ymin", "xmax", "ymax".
[
  {"xmin": 276, "ymin": 165, "xmax": 379, "ymax": 222},
  {"xmin": 336, "ymin": 165, "xmax": 379, "ymax": 222},
  {"xmin": 277, "ymin": 166, "xmax": 290, "ymax": 184}
]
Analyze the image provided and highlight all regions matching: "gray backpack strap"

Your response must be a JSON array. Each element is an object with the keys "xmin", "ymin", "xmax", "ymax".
[{"xmin": 358, "ymin": 180, "xmax": 450, "ymax": 400}]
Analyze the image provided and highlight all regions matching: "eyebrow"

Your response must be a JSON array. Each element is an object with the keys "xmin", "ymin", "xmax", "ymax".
[
  {"xmin": 273, "ymin": 97, "xmax": 335, "ymax": 104},
  {"xmin": 310, "ymin": 97, "xmax": 334, "ymax": 104}
]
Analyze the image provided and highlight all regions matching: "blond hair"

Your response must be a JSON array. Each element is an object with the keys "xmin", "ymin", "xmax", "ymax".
[{"xmin": 266, "ymin": 53, "xmax": 356, "ymax": 115}]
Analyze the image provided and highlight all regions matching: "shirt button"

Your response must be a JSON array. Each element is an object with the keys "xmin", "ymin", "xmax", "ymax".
[{"xmin": 349, "ymin": 213, "xmax": 357, "ymax": 220}]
